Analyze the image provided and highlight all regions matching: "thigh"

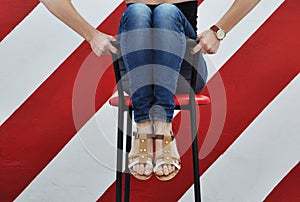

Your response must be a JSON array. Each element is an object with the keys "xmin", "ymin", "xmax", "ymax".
[
  {"xmin": 152, "ymin": 3, "xmax": 196, "ymax": 39},
  {"xmin": 118, "ymin": 3, "xmax": 153, "ymax": 71},
  {"xmin": 119, "ymin": 3, "xmax": 152, "ymax": 31},
  {"xmin": 118, "ymin": 3, "xmax": 154, "ymax": 95}
]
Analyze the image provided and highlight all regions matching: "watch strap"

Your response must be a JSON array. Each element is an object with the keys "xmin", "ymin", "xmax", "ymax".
[
  {"xmin": 210, "ymin": 25, "xmax": 226, "ymax": 40},
  {"xmin": 210, "ymin": 25, "xmax": 220, "ymax": 33}
]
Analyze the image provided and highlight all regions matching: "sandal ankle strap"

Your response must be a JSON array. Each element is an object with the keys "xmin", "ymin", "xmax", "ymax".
[
  {"xmin": 154, "ymin": 134, "xmax": 175, "ymax": 141},
  {"xmin": 133, "ymin": 132, "xmax": 154, "ymax": 139}
]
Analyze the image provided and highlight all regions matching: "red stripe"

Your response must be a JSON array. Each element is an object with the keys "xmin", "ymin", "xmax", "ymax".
[
  {"xmin": 0, "ymin": 3, "xmax": 126, "ymax": 201},
  {"xmin": 0, "ymin": 1, "xmax": 206, "ymax": 200},
  {"xmin": 264, "ymin": 163, "xmax": 300, "ymax": 202},
  {"xmin": 0, "ymin": 1, "xmax": 298, "ymax": 201},
  {"xmin": 98, "ymin": 1, "xmax": 300, "ymax": 201},
  {"xmin": 0, "ymin": 0, "xmax": 39, "ymax": 42}
]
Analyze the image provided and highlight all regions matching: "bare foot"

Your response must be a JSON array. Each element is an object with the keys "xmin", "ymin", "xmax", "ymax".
[
  {"xmin": 154, "ymin": 136, "xmax": 180, "ymax": 178},
  {"xmin": 153, "ymin": 121, "xmax": 181, "ymax": 179},
  {"xmin": 128, "ymin": 136, "xmax": 153, "ymax": 177}
]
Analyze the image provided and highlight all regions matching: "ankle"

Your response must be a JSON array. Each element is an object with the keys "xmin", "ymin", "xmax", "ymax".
[
  {"xmin": 136, "ymin": 120, "xmax": 153, "ymax": 134},
  {"xmin": 153, "ymin": 121, "xmax": 172, "ymax": 135}
]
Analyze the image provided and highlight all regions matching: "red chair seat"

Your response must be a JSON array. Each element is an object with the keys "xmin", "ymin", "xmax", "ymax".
[{"xmin": 109, "ymin": 94, "xmax": 210, "ymax": 107}]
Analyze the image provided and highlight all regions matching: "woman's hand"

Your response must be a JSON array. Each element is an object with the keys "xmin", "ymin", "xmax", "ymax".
[
  {"xmin": 191, "ymin": 0, "xmax": 261, "ymax": 55},
  {"xmin": 40, "ymin": 0, "xmax": 118, "ymax": 56},
  {"xmin": 88, "ymin": 30, "xmax": 118, "ymax": 56},
  {"xmin": 191, "ymin": 29, "xmax": 221, "ymax": 55}
]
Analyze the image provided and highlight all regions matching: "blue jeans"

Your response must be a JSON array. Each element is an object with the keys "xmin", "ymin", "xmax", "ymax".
[{"xmin": 118, "ymin": 3, "xmax": 207, "ymax": 123}]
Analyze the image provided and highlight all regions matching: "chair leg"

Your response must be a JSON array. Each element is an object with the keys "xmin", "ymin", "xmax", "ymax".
[
  {"xmin": 116, "ymin": 108, "xmax": 125, "ymax": 202},
  {"xmin": 124, "ymin": 108, "xmax": 132, "ymax": 202},
  {"xmin": 190, "ymin": 101, "xmax": 201, "ymax": 202}
]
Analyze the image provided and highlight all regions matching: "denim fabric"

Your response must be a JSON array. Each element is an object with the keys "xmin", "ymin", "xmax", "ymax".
[{"xmin": 117, "ymin": 3, "xmax": 207, "ymax": 123}]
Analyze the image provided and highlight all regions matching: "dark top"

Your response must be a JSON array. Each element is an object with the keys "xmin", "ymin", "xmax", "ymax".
[
  {"xmin": 174, "ymin": 1, "xmax": 198, "ymax": 32},
  {"xmin": 126, "ymin": 1, "xmax": 198, "ymax": 32}
]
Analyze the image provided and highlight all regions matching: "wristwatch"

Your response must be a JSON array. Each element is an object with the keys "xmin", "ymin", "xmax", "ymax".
[{"xmin": 210, "ymin": 25, "xmax": 226, "ymax": 40}]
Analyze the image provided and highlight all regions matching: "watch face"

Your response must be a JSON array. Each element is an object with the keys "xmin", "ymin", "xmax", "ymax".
[{"xmin": 216, "ymin": 30, "xmax": 225, "ymax": 40}]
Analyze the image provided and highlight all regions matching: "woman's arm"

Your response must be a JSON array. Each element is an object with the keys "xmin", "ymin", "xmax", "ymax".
[
  {"xmin": 40, "ymin": 0, "xmax": 118, "ymax": 56},
  {"xmin": 192, "ymin": 0, "xmax": 261, "ymax": 54}
]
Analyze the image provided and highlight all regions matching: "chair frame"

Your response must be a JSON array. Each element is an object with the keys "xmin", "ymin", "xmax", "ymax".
[{"xmin": 110, "ymin": 39, "xmax": 209, "ymax": 202}]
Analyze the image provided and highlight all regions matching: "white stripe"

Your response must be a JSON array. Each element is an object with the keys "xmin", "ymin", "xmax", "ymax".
[
  {"xmin": 179, "ymin": 74, "xmax": 300, "ymax": 202},
  {"xmin": 15, "ymin": 0, "xmax": 283, "ymax": 200},
  {"xmin": 200, "ymin": 0, "xmax": 285, "ymax": 81},
  {"xmin": 15, "ymin": 101, "xmax": 119, "ymax": 201},
  {"xmin": 0, "ymin": 0, "xmax": 122, "ymax": 126}
]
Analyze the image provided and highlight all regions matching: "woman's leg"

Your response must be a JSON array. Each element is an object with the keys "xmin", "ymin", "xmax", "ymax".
[
  {"xmin": 119, "ymin": 3, "xmax": 153, "ymax": 123},
  {"xmin": 151, "ymin": 3, "xmax": 197, "ymax": 178},
  {"xmin": 152, "ymin": 3, "xmax": 196, "ymax": 122},
  {"xmin": 118, "ymin": 3, "xmax": 154, "ymax": 178}
]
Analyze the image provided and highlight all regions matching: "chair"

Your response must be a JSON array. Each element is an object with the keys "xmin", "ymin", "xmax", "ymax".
[{"xmin": 109, "ymin": 39, "xmax": 210, "ymax": 202}]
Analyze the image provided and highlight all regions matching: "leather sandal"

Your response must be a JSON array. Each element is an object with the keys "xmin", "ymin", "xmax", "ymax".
[
  {"xmin": 128, "ymin": 132, "xmax": 154, "ymax": 180},
  {"xmin": 153, "ymin": 132, "xmax": 181, "ymax": 181}
]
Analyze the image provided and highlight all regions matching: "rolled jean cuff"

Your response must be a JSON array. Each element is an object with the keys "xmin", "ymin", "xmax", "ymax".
[
  {"xmin": 151, "ymin": 116, "xmax": 173, "ymax": 123},
  {"xmin": 134, "ymin": 115, "xmax": 151, "ymax": 123}
]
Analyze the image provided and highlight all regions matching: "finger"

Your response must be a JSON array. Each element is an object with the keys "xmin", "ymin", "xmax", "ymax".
[
  {"xmin": 205, "ymin": 48, "xmax": 216, "ymax": 55},
  {"xmin": 95, "ymin": 50, "xmax": 103, "ymax": 57},
  {"xmin": 196, "ymin": 34, "xmax": 203, "ymax": 42},
  {"xmin": 92, "ymin": 45, "xmax": 103, "ymax": 56},
  {"xmin": 191, "ymin": 44, "xmax": 202, "ymax": 54},
  {"xmin": 108, "ymin": 43, "xmax": 118, "ymax": 54},
  {"xmin": 108, "ymin": 35, "xmax": 117, "ymax": 41},
  {"xmin": 200, "ymin": 48, "xmax": 208, "ymax": 54},
  {"xmin": 101, "ymin": 47, "xmax": 112, "ymax": 55}
]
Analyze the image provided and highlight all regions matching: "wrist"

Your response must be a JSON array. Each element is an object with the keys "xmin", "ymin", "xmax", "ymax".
[
  {"xmin": 210, "ymin": 25, "xmax": 226, "ymax": 40},
  {"xmin": 84, "ymin": 28, "xmax": 100, "ymax": 43}
]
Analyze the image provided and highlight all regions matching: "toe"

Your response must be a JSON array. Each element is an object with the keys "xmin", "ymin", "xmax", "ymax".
[
  {"xmin": 138, "ymin": 164, "xmax": 145, "ymax": 175},
  {"xmin": 168, "ymin": 165, "xmax": 173, "ymax": 173},
  {"xmin": 163, "ymin": 165, "xmax": 169, "ymax": 175},
  {"xmin": 144, "ymin": 164, "xmax": 152, "ymax": 176},
  {"xmin": 132, "ymin": 165, "xmax": 138, "ymax": 173},
  {"xmin": 156, "ymin": 166, "xmax": 164, "ymax": 176}
]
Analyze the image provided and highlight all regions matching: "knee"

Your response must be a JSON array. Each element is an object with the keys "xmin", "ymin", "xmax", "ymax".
[
  {"xmin": 153, "ymin": 4, "xmax": 181, "ymax": 27},
  {"xmin": 122, "ymin": 3, "xmax": 152, "ymax": 27}
]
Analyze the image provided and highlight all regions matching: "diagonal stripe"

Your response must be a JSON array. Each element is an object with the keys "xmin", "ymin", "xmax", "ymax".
[
  {"xmin": 2, "ymin": 0, "xmax": 288, "ymax": 200},
  {"xmin": 10, "ymin": 0, "xmax": 280, "ymax": 200},
  {"xmin": 98, "ymin": 0, "xmax": 300, "ymax": 201},
  {"xmin": 180, "ymin": 74, "xmax": 300, "ymax": 201},
  {"xmin": 0, "ymin": 0, "xmax": 39, "ymax": 42},
  {"xmin": 0, "ymin": 0, "xmax": 122, "ymax": 126},
  {"xmin": 0, "ymin": 0, "xmax": 298, "ymax": 200},
  {"xmin": 2, "ymin": 1, "xmax": 211, "ymax": 200},
  {"xmin": 0, "ymin": 3, "xmax": 126, "ymax": 201},
  {"xmin": 14, "ymin": 101, "xmax": 119, "ymax": 201},
  {"xmin": 264, "ymin": 163, "xmax": 300, "ymax": 202}
]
